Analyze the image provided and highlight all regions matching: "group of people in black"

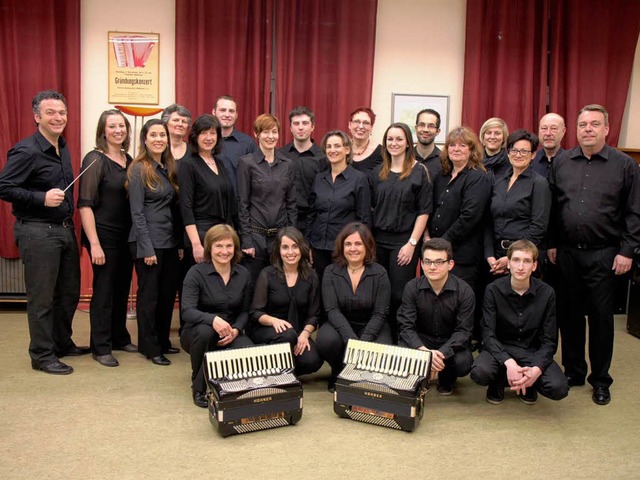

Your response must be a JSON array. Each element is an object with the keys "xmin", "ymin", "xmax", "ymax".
[{"xmin": 0, "ymin": 91, "xmax": 637, "ymax": 411}]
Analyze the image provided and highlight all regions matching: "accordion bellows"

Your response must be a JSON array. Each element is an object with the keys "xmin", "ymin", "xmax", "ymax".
[
  {"xmin": 334, "ymin": 339, "xmax": 432, "ymax": 432},
  {"xmin": 204, "ymin": 343, "xmax": 303, "ymax": 437}
]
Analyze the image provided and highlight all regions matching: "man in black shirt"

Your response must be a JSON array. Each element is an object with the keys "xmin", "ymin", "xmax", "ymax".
[
  {"xmin": 0, "ymin": 90, "xmax": 86, "ymax": 375},
  {"xmin": 532, "ymin": 113, "xmax": 566, "ymax": 179},
  {"xmin": 397, "ymin": 238, "xmax": 474, "ymax": 395},
  {"xmin": 548, "ymin": 104, "xmax": 640, "ymax": 406},
  {"xmin": 279, "ymin": 106, "xmax": 327, "ymax": 232},
  {"xmin": 414, "ymin": 108, "xmax": 442, "ymax": 181},
  {"xmin": 471, "ymin": 240, "xmax": 568, "ymax": 405}
]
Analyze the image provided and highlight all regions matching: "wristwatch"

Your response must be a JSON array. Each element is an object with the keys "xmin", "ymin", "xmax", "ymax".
[{"xmin": 409, "ymin": 238, "xmax": 418, "ymax": 246}]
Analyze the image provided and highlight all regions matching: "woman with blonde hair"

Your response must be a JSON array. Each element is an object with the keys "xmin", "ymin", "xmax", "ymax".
[{"xmin": 480, "ymin": 117, "xmax": 509, "ymax": 180}]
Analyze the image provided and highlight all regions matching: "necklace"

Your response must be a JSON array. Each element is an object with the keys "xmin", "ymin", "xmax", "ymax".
[
  {"xmin": 105, "ymin": 150, "xmax": 126, "ymax": 168},
  {"xmin": 348, "ymin": 265, "xmax": 364, "ymax": 274},
  {"xmin": 352, "ymin": 137, "xmax": 370, "ymax": 156}
]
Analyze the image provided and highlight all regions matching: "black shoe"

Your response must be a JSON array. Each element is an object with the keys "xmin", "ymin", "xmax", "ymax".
[
  {"xmin": 59, "ymin": 345, "xmax": 91, "ymax": 357},
  {"xmin": 114, "ymin": 343, "xmax": 138, "ymax": 353},
  {"xmin": 164, "ymin": 347, "xmax": 180, "ymax": 354},
  {"xmin": 92, "ymin": 353, "xmax": 119, "ymax": 367},
  {"xmin": 486, "ymin": 382, "xmax": 504, "ymax": 405},
  {"xmin": 436, "ymin": 383, "xmax": 453, "ymax": 396},
  {"xmin": 34, "ymin": 360, "xmax": 74, "ymax": 375},
  {"xmin": 150, "ymin": 355, "xmax": 171, "ymax": 366},
  {"xmin": 592, "ymin": 386, "xmax": 611, "ymax": 406},
  {"xmin": 192, "ymin": 390, "xmax": 208, "ymax": 408},
  {"xmin": 518, "ymin": 389, "xmax": 538, "ymax": 405},
  {"xmin": 327, "ymin": 378, "xmax": 337, "ymax": 393},
  {"xmin": 566, "ymin": 375, "xmax": 585, "ymax": 388}
]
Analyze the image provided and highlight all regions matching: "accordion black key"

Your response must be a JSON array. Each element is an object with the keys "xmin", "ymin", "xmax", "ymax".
[
  {"xmin": 334, "ymin": 339, "xmax": 432, "ymax": 432},
  {"xmin": 204, "ymin": 343, "xmax": 303, "ymax": 437}
]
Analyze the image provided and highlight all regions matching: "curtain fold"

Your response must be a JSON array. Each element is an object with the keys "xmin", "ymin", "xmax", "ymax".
[
  {"xmin": 461, "ymin": 0, "xmax": 549, "ymax": 134},
  {"xmin": 0, "ymin": 0, "xmax": 81, "ymax": 258},
  {"xmin": 274, "ymin": 0, "xmax": 378, "ymax": 144},
  {"xmin": 175, "ymin": 0, "xmax": 274, "ymax": 134},
  {"xmin": 548, "ymin": 0, "xmax": 640, "ymax": 147}
]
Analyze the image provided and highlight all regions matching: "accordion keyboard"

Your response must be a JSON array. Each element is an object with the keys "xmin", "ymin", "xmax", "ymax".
[
  {"xmin": 205, "ymin": 343, "xmax": 295, "ymax": 381},
  {"xmin": 343, "ymin": 339, "xmax": 431, "ymax": 378}
]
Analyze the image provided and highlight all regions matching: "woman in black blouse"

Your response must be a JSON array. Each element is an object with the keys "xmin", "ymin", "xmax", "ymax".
[
  {"xmin": 372, "ymin": 122, "xmax": 431, "ymax": 339},
  {"xmin": 316, "ymin": 222, "xmax": 392, "ymax": 391},
  {"xmin": 181, "ymin": 224, "xmax": 254, "ymax": 408},
  {"xmin": 428, "ymin": 127, "xmax": 491, "ymax": 290},
  {"xmin": 162, "ymin": 103, "xmax": 191, "ymax": 162},
  {"xmin": 249, "ymin": 227, "xmax": 323, "ymax": 376},
  {"xmin": 485, "ymin": 129, "xmax": 551, "ymax": 276},
  {"xmin": 128, "ymin": 119, "xmax": 181, "ymax": 366},
  {"xmin": 480, "ymin": 117, "xmax": 510, "ymax": 180},
  {"xmin": 78, "ymin": 109, "xmax": 137, "ymax": 367},
  {"xmin": 348, "ymin": 107, "xmax": 382, "ymax": 174},
  {"xmin": 307, "ymin": 130, "xmax": 371, "ymax": 280},
  {"xmin": 237, "ymin": 114, "xmax": 297, "ymax": 282}
]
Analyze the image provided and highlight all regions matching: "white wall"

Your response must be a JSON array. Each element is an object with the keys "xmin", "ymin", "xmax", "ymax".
[
  {"xmin": 620, "ymin": 35, "xmax": 640, "ymax": 149},
  {"xmin": 81, "ymin": 0, "xmax": 176, "ymax": 155}
]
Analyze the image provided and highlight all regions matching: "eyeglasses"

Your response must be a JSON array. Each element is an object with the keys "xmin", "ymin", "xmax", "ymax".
[
  {"xmin": 422, "ymin": 259, "xmax": 449, "ymax": 267},
  {"xmin": 508, "ymin": 148, "xmax": 532, "ymax": 156},
  {"xmin": 416, "ymin": 123, "xmax": 438, "ymax": 131},
  {"xmin": 351, "ymin": 120, "xmax": 372, "ymax": 126}
]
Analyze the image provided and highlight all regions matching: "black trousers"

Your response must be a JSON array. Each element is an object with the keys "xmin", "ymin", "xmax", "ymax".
[
  {"xmin": 557, "ymin": 246, "xmax": 617, "ymax": 388},
  {"xmin": 88, "ymin": 244, "xmax": 133, "ymax": 355},
  {"xmin": 15, "ymin": 220, "xmax": 80, "ymax": 366},
  {"xmin": 180, "ymin": 324, "xmax": 254, "ymax": 392},
  {"xmin": 241, "ymin": 232, "xmax": 276, "ymax": 283},
  {"xmin": 470, "ymin": 348, "xmax": 568, "ymax": 400},
  {"xmin": 376, "ymin": 244, "xmax": 420, "ymax": 341},
  {"xmin": 399, "ymin": 337, "xmax": 473, "ymax": 387},
  {"xmin": 249, "ymin": 325, "xmax": 323, "ymax": 376},
  {"xmin": 134, "ymin": 247, "xmax": 180, "ymax": 358},
  {"xmin": 316, "ymin": 322, "xmax": 393, "ymax": 378},
  {"xmin": 311, "ymin": 248, "xmax": 333, "ymax": 283}
]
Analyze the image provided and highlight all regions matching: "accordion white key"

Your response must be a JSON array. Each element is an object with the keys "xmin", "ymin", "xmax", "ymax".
[
  {"xmin": 334, "ymin": 339, "xmax": 432, "ymax": 432},
  {"xmin": 204, "ymin": 343, "xmax": 303, "ymax": 437}
]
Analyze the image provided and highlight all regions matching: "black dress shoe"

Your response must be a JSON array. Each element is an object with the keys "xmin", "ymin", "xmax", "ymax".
[
  {"xmin": 150, "ymin": 355, "xmax": 171, "ymax": 366},
  {"xmin": 34, "ymin": 360, "xmax": 74, "ymax": 375},
  {"xmin": 566, "ymin": 376, "xmax": 585, "ymax": 387},
  {"xmin": 486, "ymin": 382, "xmax": 505, "ymax": 405},
  {"xmin": 518, "ymin": 389, "xmax": 539, "ymax": 405},
  {"xmin": 115, "ymin": 343, "xmax": 138, "ymax": 353},
  {"xmin": 164, "ymin": 347, "xmax": 180, "ymax": 354},
  {"xmin": 59, "ymin": 345, "xmax": 91, "ymax": 357},
  {"xmin": 592, "ymin": 386, "xmax": 611, "ymax": 406},
  {"xmin": 192, "ymin": 390, "xmax": 208, "ymax": 408},
  {"xmin": 92, "ymin": 353, "xmax": 119, "ymax": 367}
]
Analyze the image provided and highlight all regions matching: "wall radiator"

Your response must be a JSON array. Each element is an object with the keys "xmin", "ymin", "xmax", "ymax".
[{"xmin": 0, "ymin": 257, "xmax": 26, "ymax": 300}]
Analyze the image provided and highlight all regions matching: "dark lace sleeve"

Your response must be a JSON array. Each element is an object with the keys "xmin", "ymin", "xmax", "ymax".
[{"xmin": 77, "ymin": 150, "xmax": 105, "ymax": 208}]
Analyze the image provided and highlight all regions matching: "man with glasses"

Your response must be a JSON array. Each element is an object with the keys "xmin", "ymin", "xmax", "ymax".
[
  {"xmin": 397, "ymin": 238, "xmax": 474, "ymax": 395},
  {"xmin": 548, "ymin": 104, "xmax": 640, "ymax": 406},
  {"xmin": 471, "ymin": 240, "xmax": 568, "ymax": 405},
  {"xmin": 414, "ymin": 109, "xmax": 442, "ymax": 180},
  {"xmin": 532, "ymin": 113, "xmax": 566, "ymax": 179}
]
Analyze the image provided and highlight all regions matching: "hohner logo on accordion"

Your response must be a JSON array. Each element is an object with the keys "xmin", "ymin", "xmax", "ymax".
[
  {"xmin": 204, "ymin": 343, "xmax": 303, "ymax": 437},
  {"xmin": 333, "ymin": 339, "xmax": 432, "ymax": 432},
  {"xmin": 111, "ymin": 35, "xmax": 156, "ymax": 68}
]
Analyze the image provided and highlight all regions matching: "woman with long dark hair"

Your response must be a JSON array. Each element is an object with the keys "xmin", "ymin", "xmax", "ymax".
[{"xmin": 128, "ymin": 119, "xmax": 181, "ymax": 366}]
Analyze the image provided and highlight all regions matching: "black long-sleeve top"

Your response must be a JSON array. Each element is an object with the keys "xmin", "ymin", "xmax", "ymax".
[
  {"xmin": 127, "ymin": 162, "xmax": 178, "ymax": 258},
  {"xmin": 429, "ymin": 167, "xmax": 491, "ymax": 265},
  {"xmin": 549, "ymin": 145, "xmax": 640, "ymax": 258},
  {"xmin": 484, "ymin": 166, "xmax": 551, "ymax": 259},
  {"xmin": 483, "ymin": 148, "xmax": 510, "ymax": 180},
  {"xmin": 77, "ymin": 150, "xmax": 132, "ymax": 248},
  {"xmin": 397, "ymin": 274, "xmax": 475, "ymax": 358},
  {"xmin": 237, "ymin": 151, "xmax": 297, "ymax": 249},
  {"xmin": 322, "ymin": 262, "xmax": 391, "ymax": 343},
  {"xmin": 279, "ymin": 142, "xmax": 327, "ymax": 215},
  {"xmin": 177, "ymin": 150, "xmax": 237, "ymax": 242},
  {"xmin": 351, "ymin": 144, "xmax": 383, "ymax": 174},
  {"xmin": 306, "ymin": 165, "xmax": 371, "ymax": 250},
  {"xmin": 532, "ymin": 148, "xmax": 565, "ymax": 179},
  {"xmin": 181, "ymin": 262, "xmax": 252, "ymax": 331},
  {"xmin": 482, "ymin": 276, "xmax": 557, "ymax": 370},
  {"xmin": 0, "ymin": 130, "xmax": 74, "ymax": 222},
  {"xmin": 219, "ymin": 129, "xmax": 258, "ymax": 192},
  {"xmin": 371, "ymin": 163, "xmax": 432, "ymax": 247},
  {"xmin": 250, "ymin": 266, "xmax": 321, "ymax": 333}
]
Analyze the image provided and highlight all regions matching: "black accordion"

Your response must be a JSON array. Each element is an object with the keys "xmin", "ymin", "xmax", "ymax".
[
  {"xmin": 334, "ymin": 339, "xmax": 432, "ymax": 432},
  {"xmin": 204, "ymin": 343, "xmax": 303, "ymax": 437}
]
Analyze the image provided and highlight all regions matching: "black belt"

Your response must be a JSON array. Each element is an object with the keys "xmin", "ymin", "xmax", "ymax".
[
  {"xmin": 19, "ymin": 218, "xmax": 73, "ymax": 228},
  {"xmin": 500, "ymin": 239, "xmax": 515, "ymax": 250},
  {"xmin": 250, "ymin": 226, "xmax": 279, "ymax": 237},
  {"xmin": 572, "ymin": 243, "xmax": 614, "ymax": 250}
]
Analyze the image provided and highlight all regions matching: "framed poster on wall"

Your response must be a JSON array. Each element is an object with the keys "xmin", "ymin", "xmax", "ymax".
[
  {"xmin": 391, "ymin": 93, "xmax": 449, "ymax": 144},
  {"xmin": 108, "ymin": 32, "xmax": 160, "ymax": 105}
]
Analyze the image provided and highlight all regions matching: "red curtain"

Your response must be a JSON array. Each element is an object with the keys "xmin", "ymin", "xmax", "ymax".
[
  {"xmin": 548, "ymin": 0, "xmax": 640, "ymax": 147},
  {"xmin": 0, "ymin": 0, "xmax": 81, "ymax": 258},
  {"xmin": 175, "ymin": 0, "xmax": 274, "ymax": 134},
  {"xmin": 274, "ymin": 0, "xmax": 378, "ymax": 144}
]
